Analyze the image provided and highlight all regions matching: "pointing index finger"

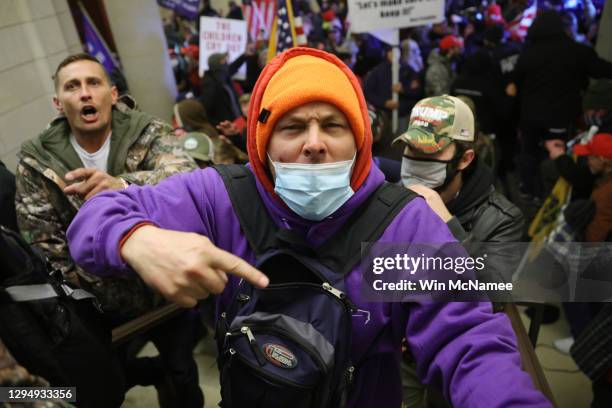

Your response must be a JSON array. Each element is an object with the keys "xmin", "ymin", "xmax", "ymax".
[{"xmin": 209, "ymin": 246, "xmax": 269, "ymax": 288}]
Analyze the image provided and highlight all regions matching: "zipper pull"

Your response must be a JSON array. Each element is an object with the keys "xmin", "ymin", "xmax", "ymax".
[
  {"xmin": 322, "ymin": 282, "xmax": 343, "ymax": 298},
  {"xmin": 216, "ymin": 312, "xmax": 227, "ymax": 341},
  {"xmin": 222, "ymin": 330, "xmax": 232, "ymax": 348},
  {"xmin": 322, "ymin": 282, "xmax": 357, "ymax": 312},
  {"xmin": 241, "ymin": 326, "xmax": 266, "ymax": 366},
  {"xmin": 237, "ymin": 293, "xmax": 251, "ymax": 306},
  {"xmin": 347, "ymin": 366, "xmax": 355, "ymax": 385},
  {"xmin": 226, "ymin": 348, "xmax": 236, "ymax": 367}
]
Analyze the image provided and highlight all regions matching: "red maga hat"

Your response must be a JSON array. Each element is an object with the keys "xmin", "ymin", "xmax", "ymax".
[
  {"xmin": 574, "ymin": 133, "xmax": 612, "ymax": 157},
  {"xmin": 439, "ymin": 35, "xmax": 463, "ymax": 51}
]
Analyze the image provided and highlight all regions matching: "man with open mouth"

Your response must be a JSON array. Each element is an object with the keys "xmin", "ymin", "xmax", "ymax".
[{"xmin": 14, "ymin": 53, "xmax": 202, "ymax": 407}]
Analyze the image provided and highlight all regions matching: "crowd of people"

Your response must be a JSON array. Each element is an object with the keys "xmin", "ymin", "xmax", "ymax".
[
  {"xmin": 164, "ymin": 0, "xmax": 611, "ymax": 198},
  {"xmin": 1, "ymin": 0, "xmax": 612, "ymax": 407}
]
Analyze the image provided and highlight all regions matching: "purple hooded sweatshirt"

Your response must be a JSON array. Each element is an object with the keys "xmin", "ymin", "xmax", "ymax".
[{"xmin": 67, "ymin": 163, "xmax": 551, "ymax": 408}]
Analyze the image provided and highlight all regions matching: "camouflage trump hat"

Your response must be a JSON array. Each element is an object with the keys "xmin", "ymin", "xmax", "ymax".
[
  {"xmin": 393, "ymin": 95, "xmax": 474, "ymax": 154},
  {"xmin": 182, "ymin": 132, "xmax": 215, "ymax": 164}
]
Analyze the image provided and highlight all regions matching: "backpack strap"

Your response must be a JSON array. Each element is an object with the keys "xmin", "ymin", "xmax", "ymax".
[
  {"xmin": 214, "ymin": 165, "xmax": 418, "ymax": 275},
  {"xmin": 316, "ymin": 182, "xmax": 418, "ymax": 276},
  {"xmin": 4, "ymin": 284, "xmax": 98, "ymax": 303},
  {"xmin": 213, "ymin": 164, "xmax": 279, "ymax": 256}
]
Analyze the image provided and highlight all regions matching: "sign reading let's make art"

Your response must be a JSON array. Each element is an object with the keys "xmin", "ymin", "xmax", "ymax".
[{"xmin": 348, "ymin": 0, "xmax": 444, "ymax": 32}]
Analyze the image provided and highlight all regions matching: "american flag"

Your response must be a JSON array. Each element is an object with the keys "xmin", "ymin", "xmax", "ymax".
[
  {"xmin": 507, "ymin": 0, "xmax": 537, "ymax": 41},
  {"xmin": 267, "ymin": 0, "xmax": 306, "ymax": 59},
  {"xmin": 243, "ymin": 0, "xmax": 276, "ymax": 42}
]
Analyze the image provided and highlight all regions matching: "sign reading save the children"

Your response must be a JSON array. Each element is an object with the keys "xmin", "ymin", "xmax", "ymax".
[
  {"xmin": 348, "ymin": 0, "xmax": 444, "ymax": 32},
  {"xmin": 199, "ymin": 17, "xmax": 247, "ymax": 77}
]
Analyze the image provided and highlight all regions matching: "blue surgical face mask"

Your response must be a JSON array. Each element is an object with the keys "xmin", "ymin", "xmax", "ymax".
[{"xmin": 269, "ymin": 155, "xmax": 356, "ymax": 221}]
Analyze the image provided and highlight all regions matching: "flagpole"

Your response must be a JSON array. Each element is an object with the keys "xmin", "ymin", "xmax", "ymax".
[
  {"xmin": 286, "ymin": 0, "xmax": 298, "ymax": 47},
  {"xmin": 267, "ymin": 5, "xmax": 278, "ymax": 63},
  {"xmin": 391, "ymin": 29, "xmax": 399, "ymax": 134}
]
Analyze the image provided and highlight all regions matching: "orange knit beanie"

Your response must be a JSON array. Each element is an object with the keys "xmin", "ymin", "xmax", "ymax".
[
  {"xmin": 254, "ymin": 54, "xmax": 365, "ymax": 160},
  {"xmin": 247, "ymin": 48, "xmax": 372, "ymax": 196}
]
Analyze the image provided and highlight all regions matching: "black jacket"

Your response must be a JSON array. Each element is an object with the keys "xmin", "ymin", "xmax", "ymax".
[
  {"xmin": 486, "ymin": 41, "xmax": 522, "ymax": 85},
  {"xmin": 446, "ymin": 159, "xmax": 524, "ymax": 284},
  {"xmin": 200, "ymin": 55, "xmax": 246, "ymax": 125},
  {"xmin": 446, "ymin": 158, "xmax": 524, "ymax": 243},
  {"xmin": 0, "ymin": 161, "xmax": 18, "ymax": 232},
  {"xmin": 363, "ymin": 61, "xmax": 422, "ymax": 117},
  {"xmin": 514, "ymin": 11, "xmax": 612, "ymax": 127},
  {"xmin": 554, "ymin": 155, "xmax": 595, "ymax": 201},
  {"xmin": 451, "ymin": 52, "xmax": 513, "ymax": 135}
]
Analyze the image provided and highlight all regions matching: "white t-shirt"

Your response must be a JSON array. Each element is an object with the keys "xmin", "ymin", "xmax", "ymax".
[{"xmin": 70, "ymin": 133, "xmax": 111, "ymax": 173}]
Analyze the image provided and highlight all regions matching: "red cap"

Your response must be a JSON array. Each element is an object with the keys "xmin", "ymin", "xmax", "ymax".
[
  {"xmin": 322, "ymin": 10, "xmax": 335, "ymax": 22},
  {"xmin": 573, "ymin": 133, "xmax": 612, "ymax": 157},
  {"xmin": 487, "ymin": 4, "xmax": 502, "ymax": 19},
  {"xmin": 486, "ymin": 4, "xmax": 505, "ymax": 26},
  {"xmin": 439, "ymin": 35, "xmax": 463, "ymax": 51}
]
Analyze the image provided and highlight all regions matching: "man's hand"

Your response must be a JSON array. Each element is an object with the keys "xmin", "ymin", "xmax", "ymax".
[
  {"xmin": 506, "ymin": 83, "xmax": 517, "ymax": 97},
  {"xmin": 406, "ymin": 184, "xmax": 453, "ymax": 222},
  {"xmin": 392, "ymin": 83, "xmax": 403, "ymax": 93},
  {"xmin": 217, "ymin": 120, "xmax": 240, "ymax": 136},
  {"xmin": 63, "ymin": 168, "xmax": 126, "ymax": 200},
  {"xmin": 545, "ymin": 139, "xmax": 566, "ymax": 160},
  {"xmin": 121, "ymin": 226, "xmax": 269, "ymax": 308},
  {"xmin": 384, "ymin": 99, "xmax": 399, "ymax": 110}
]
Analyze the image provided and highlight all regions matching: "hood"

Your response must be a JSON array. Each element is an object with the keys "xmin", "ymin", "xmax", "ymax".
[
  {"xmin": 446, "ymin": 158, "xmax": 495, "ymax": 216},
  {"xmin": 526, "ymin": 11, "xmax": 567, "ymax": 43},
  {"xmin": 427, "ymin": 49, "xmax": 448, "ymax": 66},
  {"xmin": 247, "ymin": 47, "xmax": 372, "ymax": 199},
  {"xmin": 21, "ymin": 116, "xmax": 78, "ymax": 175},
  {"xmin": 21, "ymin": 105, "xmax": 153, "ymax": 179},
  {"xmin": 208, "ymin": 52, "xmax": 229, "ymax": 70}
]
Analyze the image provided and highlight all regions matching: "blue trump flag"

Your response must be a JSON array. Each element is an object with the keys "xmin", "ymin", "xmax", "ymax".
[
  {"xmin": 158, "ymin": 0, "xmax": 201, "ymax": 20},
  {"xmin": 79, "ymin": 4, "xmax": 120, "ymax": 73}
]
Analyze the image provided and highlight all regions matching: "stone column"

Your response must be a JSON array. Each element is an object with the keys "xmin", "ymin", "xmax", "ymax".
[
  {"xmin": 0, "ymin": 0, "xmax": 81, "ymax": 170},
  {"xmin": 596, "ymin": 0, "xmax": 612, "ymax": 62},
  {"xmin": 103, "ymin": 0, "xmax": 177, "ymax": 122}
]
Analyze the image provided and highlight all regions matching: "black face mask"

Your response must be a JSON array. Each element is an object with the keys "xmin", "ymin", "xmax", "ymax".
[{"xmin": 435, "ymin": 150, "xmax": 463, "ymax": 192}]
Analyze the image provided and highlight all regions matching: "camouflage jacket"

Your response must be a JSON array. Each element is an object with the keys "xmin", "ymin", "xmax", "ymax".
[
  {"xmin": 425, "ymin": 49, "xmax": 455, "ymax": 97},
  {"xmin": 14, "ymin": 104, "xmax": 196, "ymax": 319},
  {"xmin": 0, "ymin": 339, "xmax": 74, "ymax": 408}
]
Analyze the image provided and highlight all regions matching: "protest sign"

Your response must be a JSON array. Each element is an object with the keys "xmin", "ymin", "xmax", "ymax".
[
  {"xmin": 348, "ymin": 0, "xmax": 444, "ymax": 32},
  {"xmin": 199, "ymin": 17, "xmax": 247, "ymax": 78}
]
